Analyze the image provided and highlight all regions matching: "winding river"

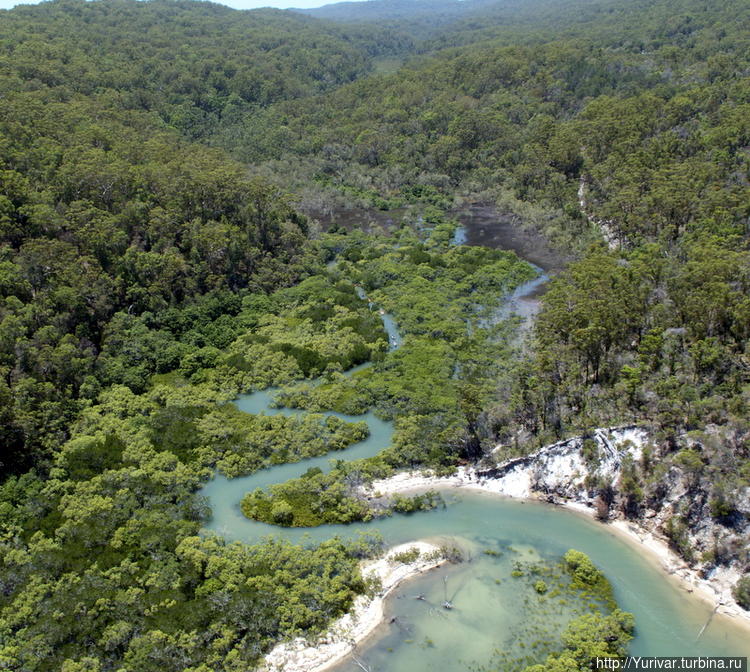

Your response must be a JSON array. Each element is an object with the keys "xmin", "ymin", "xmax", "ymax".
[{"xmin": 200, "ymin": 220, "xmax": 750, "ymax": 670}]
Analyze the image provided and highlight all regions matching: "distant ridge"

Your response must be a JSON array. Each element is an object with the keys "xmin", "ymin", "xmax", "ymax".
[{"xmin": 292, "ymin": 0, "xmax": 503, "ymax": 23}]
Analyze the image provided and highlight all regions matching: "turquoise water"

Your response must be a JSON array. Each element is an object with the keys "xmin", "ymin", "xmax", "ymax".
[
  {"xmin": 201, "ymin": 481, "xmax": 750, "ymax": 668},
  {"xmin": 198, "ymin": 242, "xmax": 750, "ymax": 670}
]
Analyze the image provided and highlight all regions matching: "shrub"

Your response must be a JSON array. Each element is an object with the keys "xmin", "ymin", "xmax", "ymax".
[
  {"xmin": 391, "ymin": 547, "xmax": 421, "ymax": 564},
  {"xmin": 271, "ymin": 500, "xmax": 294, "ymax": 525},
  {"xmin": 563, "ymin": 549, "xmax": 609, "ymax": 595},
  {"xmin": 664, "ymin": 516, "xmax": 694, "ymax": 563},
  {"xmin": 594, "ymin": 495, "xmax": 610, "ymax": 521},
  {"xmin": 733, "ymin": 576, "xmax": 750, "ymax": 610},
  {"xmin": 581, "ymin": 438, "xmax": 600, "ymax": 469},
  {"xmin": 391, "ymin": 490, "xmax": 443, "ymax": 514}
]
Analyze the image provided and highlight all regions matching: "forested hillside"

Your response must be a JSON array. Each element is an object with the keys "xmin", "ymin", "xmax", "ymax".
[
  {"xmin": 245, "ymin": 0, "xmax": 750, "ymax": 449},
  {"xmin": 1, "ymin": 0, "xmax": 749, "ymax": 669},
  {"xmin": 0, "ymin": 68, "xmax": 318, "ymax": 474},
  {"xmin": 245, "ymin": 0, "xmax": 750, "ymax": 604},
  {"xmin": 0, "ymin": 0, "xmax": 418, "ymax": 476},
  {"xmin": 0, "ymin": 0, "xmax": 411, "ymax": 141},
  {"xmin": 296, "ymin": 0, "xmax": 500, "ymax": 33}
]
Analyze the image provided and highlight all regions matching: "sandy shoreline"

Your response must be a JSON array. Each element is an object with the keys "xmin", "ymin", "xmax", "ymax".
[
  {"xmin": 260, "ymin": 467, "xmax": 750, "ymax": 672},
  {"xmin": 260, "ymin": 541, "xmax": 445, "ymax": 672},
  {"xmin": 366, "ymin": 468, "xmax": 750, "ymax": 629},
  {"xmin": 261, "ymin": 465, "xmax": 749, "ymax": 672}
]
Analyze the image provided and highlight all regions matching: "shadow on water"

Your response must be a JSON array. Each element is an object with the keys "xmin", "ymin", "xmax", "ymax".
[{"xmin": 307, "ymin": 201, "xmax": 566, "ymax": 274}]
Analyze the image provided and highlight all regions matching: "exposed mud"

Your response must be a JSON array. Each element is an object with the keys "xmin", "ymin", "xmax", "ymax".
[
  {"xmin": 306, "ymin": 201, "xmax": 569, "ymax": 275},
  {"xmin": 304, "ymin": 205, "xmax": 414, "ymax": 232},
  {"xmin": 452, "ymin": 202, "xmax": 570, "ymax": 273}
]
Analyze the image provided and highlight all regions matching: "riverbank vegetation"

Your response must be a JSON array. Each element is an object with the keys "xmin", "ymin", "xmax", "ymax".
[
  {"xmin": 485, "ymin": 548, "xmax": 634, "ymax": 672},
  {"xmin": 239, "ymin": 226, "xmax": 534, "ymax": 525},
  {"xmin": 289, "ymin": 228, "xmax": 535, "ymax": 461},
  {"xmin": 240, "ymin": 465, "xmax": 443, "ymax": 526}
]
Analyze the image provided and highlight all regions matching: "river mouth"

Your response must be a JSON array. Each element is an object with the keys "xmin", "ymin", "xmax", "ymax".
[
  {"xmin": 344, "ymin": 494, "xmax": 750, "ymax": 672},
  {"xmin": 330, "ymin": 493, "xmax": 750, "ymax": 671}
]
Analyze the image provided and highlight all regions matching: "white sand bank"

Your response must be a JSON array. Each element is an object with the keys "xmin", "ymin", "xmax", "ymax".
[
  {"xmin": 366, "ymin": 469, "xmax": 750, "ymax": 629},
  {"xmin": 263, "ymin": 425, "xmax": 750, "ymax": 672},
  {"xmin": 260, "ymin": 541, "xmax": 445, "ymax": 672}
]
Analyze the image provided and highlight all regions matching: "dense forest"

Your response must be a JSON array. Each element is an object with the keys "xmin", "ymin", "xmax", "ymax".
[
  {"xmin": 1, "ymin": 0, "xmax": 749, "ymax": 669},
  {"xmin": 261, "ymin": 0, "xmax": 750, "ymax": 570}
]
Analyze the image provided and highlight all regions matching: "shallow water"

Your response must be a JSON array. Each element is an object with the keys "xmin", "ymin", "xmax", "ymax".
[
  {"xmin": 199, "ymin": 219, "xmax": 750, "ymax": 670},
  {"xmin": 331, "ymin": 494, "xmax": 750, "ymax": 670},
  {"xmin": 452, "ymin": 224, "xmax": 469, "ymax": 246},
  {"xmin": 202, "ymin": 479, "xmax": 750, "ymax": 668},
  {"xmin": 454, "ymin": 202, "xmax": 569, "ymax": 273},
  {"xmin": 485, "ymin": 262, "xmax": 549, "ymax": 331},
  {"xmin": 453, "ymin": 224, "xmax": 549, "ymax": 330},
  {"xmin": 201, "ymin": 379, "xmax": 750, "ymax": 667}
]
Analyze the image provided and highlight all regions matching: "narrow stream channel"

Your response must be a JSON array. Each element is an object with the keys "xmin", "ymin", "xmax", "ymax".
[{"xmin": 199, "ymin": 217, "xmax": 750, "ymax": 670}]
